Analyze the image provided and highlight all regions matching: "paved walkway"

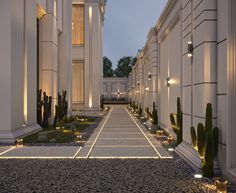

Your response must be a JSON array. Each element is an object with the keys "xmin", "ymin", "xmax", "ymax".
[
  {"xmin": 0, "ymin": 106, "xmax": 171, "ymax": 159},
  {"xmin": 78, "ymin": 106, "xmax": 171, "ymax": 158}
]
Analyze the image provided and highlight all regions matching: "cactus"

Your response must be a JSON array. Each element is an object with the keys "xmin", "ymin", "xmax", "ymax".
[
  {"xmin": 37, "ymin": 90, "xmax": 43, "ymax": 126},
  {"xmin": 138, "ymin": 104, "xmax": 142, "ymax": 116},
  {"xmin": 42, "ymin": 92, "xmax": 52, "ymax": 128},
  {"xmin": 62, "ymin": 90, "xmax": 68, "ymax": 117},
  {"xmin": 151, "ymin": 102, "xmax": 158, "ymax": 125},
  {"xmin": 100, "ymin": 95, "xmax": 104, "ymax": 110},
  {"xmin": 145, "ymin": 107, "xmax": 149, "ymax": 119},
  {"xmin": 169, "ymin": 97, "xmax": 183, "ymax": 145},
  {"xmin": 54, "ymin": 90, "xmax": 68, "ymax": 127},
  {"xmin": 190, "ymin": 103, "xmax": 219, "ymax": 177}
]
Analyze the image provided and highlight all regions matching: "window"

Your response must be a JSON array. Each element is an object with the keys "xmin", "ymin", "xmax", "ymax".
[
  {"xmin": 72, "ymin": 61, "xmax": 84, "ymax": 103},
  {"xmin": 72, "ymin": 5, "xmax": 84, "ymax": 45}
]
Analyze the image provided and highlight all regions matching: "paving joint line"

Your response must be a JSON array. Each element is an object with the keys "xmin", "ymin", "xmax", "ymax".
[
  {"xmin": 85, "ymin": 107, "xmax": 113, "ymax": 158},
  {"xmin": 126, "ymin": 107, "xmax": 172, "ymax": 159}
]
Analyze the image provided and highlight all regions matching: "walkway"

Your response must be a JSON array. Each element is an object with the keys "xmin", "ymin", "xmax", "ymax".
[
  {"xmin": 0, "ymin": 106, "xmax": 171, "ymax": 159},
  {"xmin": 78, "ymin": 105, "xmax": 171, "ymax": 159}
]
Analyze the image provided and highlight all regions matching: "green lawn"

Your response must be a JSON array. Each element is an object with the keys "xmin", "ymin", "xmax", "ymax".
[{"xmin": 23, "ymin": 117, "xmax": 95, "ymax": 144}]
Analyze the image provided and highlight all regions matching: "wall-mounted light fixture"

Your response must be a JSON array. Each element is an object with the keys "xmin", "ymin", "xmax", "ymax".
[
  {"xmin": 145, "ymin": 87, "xmax": 149, "ymax": 92},
  {"xmin": 148, "ymin": 73, "xmax": 152, "ymax": 81},
  {"xmin": 187, "ymin": 41, "xmax": 193, "ymax": 57},
  {"xmin": 136, "ymin": 90, "xmax": 139, "ymax": 94},
  {"xmin": 166, "ymin": 77, "xmax": 170, "ymax": 87},
  {"xmin": 137, "ymin": 81, "xmax": 140, "ymax": 86}
]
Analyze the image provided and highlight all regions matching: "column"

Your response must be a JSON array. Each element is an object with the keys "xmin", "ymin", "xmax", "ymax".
[
  {"xmin": 58, "ymin": 0, "xmax": 72, "ymax": 114},
  {"xmin": 39, "ymin": 0, "xmax": 58, "ymax": 118}
]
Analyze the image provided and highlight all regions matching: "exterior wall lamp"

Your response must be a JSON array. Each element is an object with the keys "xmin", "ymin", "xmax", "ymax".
[
  {"xmin": 166, "ymin": 77, "xmax": 170, "ymax": 87},
  {"xmin": 137, "ymin": 81, "xmax": 140, "ymax": 86},
  {"xmin": 148, "ymin": 73, "xmax": 152, "ymax": 81},
  {"xmin": 187, "ymin": 41, "xmax": 193, "ymax": 57},
  {"xmin": 145, "ymin": 87, "xmax": 149, "ymax": 92}
]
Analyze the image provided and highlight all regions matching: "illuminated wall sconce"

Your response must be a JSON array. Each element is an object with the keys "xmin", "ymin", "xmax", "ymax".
[
  {"xmin": 145, "ymin": 87, "xmax": 149, "ymax": 92},
  {"xmin": 136, "ymin": 90, "xmax": 139, "ymax": 94},
  {"xmin": 166, "ymin": 77, "xmax": 170, "ymax": 87},
  {"xmin": 187, "ymin": 41, "xmax": 193, "ymax": 57},
  {"xmin": 148, "ymin": 73, "xmax": 152, "ymax": 81},
  {"xmin": 137, "ymin": 81, "xmax": 140, "ymax": 86}
]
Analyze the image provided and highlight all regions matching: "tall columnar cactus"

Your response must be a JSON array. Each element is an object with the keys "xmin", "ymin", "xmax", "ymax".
[
  {"xmin": 42, "ymin": 92, "xmax": 52, "ymax": 128},
  {"xmin": 190, "ymin": 103, "xmax": 219, "ymax": 177},
  {"xmin": 54, "ymin": 91, "xmax": 68, "ymax": 126},
  {"xmin": 151, "ymin": 102, "xmax": 158, "ymax": 125},
  {"xmin": 145, "ymin": 107, "xmax": 149, "ymax": 119},
  {"xmin": 138, "ymin": 104, "xmax": 142, "ymax": 116},
  {"xmin": 62, "ymin": 90, "xmax": 68, "ymax": 117},
  {"xmin": 100, "ymin": 95, "xmax": 104, "ymax": 110},
  {"xmin": 37, "ymin": 90, "xmax": 43, "ymax": 126},
  {"xmin": 170, "ymin": 97, "xmax": 183, "ymax": 145}
]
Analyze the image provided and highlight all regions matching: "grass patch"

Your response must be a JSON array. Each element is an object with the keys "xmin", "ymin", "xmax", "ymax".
[{"xmin": 23, "ymin": 116, "xmax": 96, "ymax": 144}]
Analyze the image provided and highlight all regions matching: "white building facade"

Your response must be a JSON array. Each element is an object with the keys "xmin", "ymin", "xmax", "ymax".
[
  {"xmin": 0, "ymin": 0, "xmax": 106, "ymax": 142},
  {"xmin": 129, "ymin": 0, "xmax": 236, "ymax": 184}
]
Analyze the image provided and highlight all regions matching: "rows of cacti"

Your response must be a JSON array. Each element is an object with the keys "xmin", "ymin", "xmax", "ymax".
[
  {"xmin": 169, "ymin": 97, "xmax": 183, "ymax": 145},
  {"xmin": 190, "ymin": 103, "xmax": 219, "ymax": 177},
  {"xmin": 37, "ymin": 90, "xmax": 52, "ymax": 128}
]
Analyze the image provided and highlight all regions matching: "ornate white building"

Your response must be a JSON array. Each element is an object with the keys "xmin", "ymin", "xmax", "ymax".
[
  {"xmin": 0, "ymin": 0, "xmax": 106, "ymax": 142},
  {"xmin": 129, "ymin": 0, "xmax": 236, "ymax": 184}
]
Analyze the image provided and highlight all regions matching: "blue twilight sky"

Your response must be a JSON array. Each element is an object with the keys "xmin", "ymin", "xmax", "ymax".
[{"xmin": 103, "ymin": 0, "xmax": 168, "ymax": 68}]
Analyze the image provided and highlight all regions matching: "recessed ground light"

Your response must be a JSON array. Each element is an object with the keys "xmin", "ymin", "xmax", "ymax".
[
  {"xmin": 168, "ymin": 148, "xmax": 174, "ymax": 152},
  {"xmin": 194, "ymin": 174, "xmax": 203, "ymax": 179}
]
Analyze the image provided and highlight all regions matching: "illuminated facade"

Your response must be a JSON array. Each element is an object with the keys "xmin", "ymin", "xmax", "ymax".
[
  {"xmin": 0, "ymin": 0, "xmax": 106, "ymax": 142},
  {"xmin": 129, "ymin": 0, "xmax": 236, "ymax": 184}
]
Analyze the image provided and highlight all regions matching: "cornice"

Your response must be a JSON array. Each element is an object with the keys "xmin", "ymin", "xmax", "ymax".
[{"xmin": 155, "ymin": 0, "xmax": 177, "ymax": 31}]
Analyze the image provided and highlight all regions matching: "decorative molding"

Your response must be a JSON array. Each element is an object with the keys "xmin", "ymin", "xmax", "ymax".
[{"xmin": 227, "ymin": 0, "xmax": 236, "ymax": 178}]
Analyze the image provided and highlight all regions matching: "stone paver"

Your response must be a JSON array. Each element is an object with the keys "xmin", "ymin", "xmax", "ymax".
[
  {"xmin": 0, "ymin": 146, "xmax": 14, "ymax": 155},
  {"xmin": 78, "ymin": 106, "xmax": 171, "ymax": 159},
  {"xmin": 0, "ymin": 146, "xmax": 81, "ymax": 158}
]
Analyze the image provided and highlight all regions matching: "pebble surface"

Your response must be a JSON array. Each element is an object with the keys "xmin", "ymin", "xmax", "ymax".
[{"xmin": 1, "ymin": 154, "xmax": 235, "ymax": 193}]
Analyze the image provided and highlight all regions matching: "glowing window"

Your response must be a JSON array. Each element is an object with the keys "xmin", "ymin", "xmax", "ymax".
[
  {"xmin": 72, "ymin": 5, "xmax": 84, "ymax": 45},
  {"xmin": 72, "ymin": 61, "xmax": 84, "ymax": 103}
]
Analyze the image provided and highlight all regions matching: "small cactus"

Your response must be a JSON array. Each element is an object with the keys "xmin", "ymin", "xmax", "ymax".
[
  {"xmin": 54, "ymin": 90, "xmax": 68, "ymax": 127},
  {"xmin": 42, "ymin": 92, "xmax": 52, "ymax": 128},
  {"xmin": 169, "ymin": 97, "xmax": 183, "ymax": 145},
  {"xmin": 151, "ymin": 102, "xmax": 158, "ymax": 125},
  {"xmin": 145, "ymin": 107, "xmax": 149, "ymax": 119},
  {"xmin": 138, "ymin": 104, "xmax": 142, "ymax": 116},
  {"xmin": 37, "ymin": 90, "xmax": 43, "ymax": 126}
]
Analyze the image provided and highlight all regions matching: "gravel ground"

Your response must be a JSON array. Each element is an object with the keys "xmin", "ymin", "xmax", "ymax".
[{"xmin": 1, "ymin": 154, "xmax": 235, "ymax": 193}]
